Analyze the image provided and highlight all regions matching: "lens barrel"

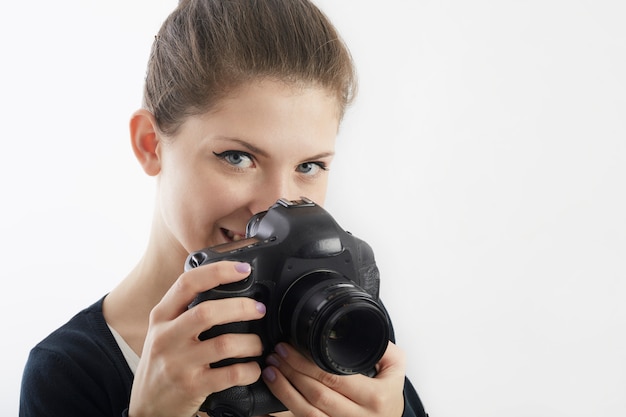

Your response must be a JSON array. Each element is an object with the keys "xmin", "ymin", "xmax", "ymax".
[{"xmin": 280, "ymin": 271, "xmax": 390, "ymax": 374}]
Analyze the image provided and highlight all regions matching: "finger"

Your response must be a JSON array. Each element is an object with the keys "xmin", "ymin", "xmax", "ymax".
[
  {"xmin": 262, "ymin": 364, "xmax": 331, "ymax": 417},
  {"xmin": 152, "ymin": 261, "xmax": 251, "ymax": 322},
  {"xmin": 264, "ymin": 343, "xmax": 407, "ymax": 417},
  {"xmin": 270, "ymin": 343, "xmax": 372, "ymax": 405},
  {"xmin": 145, "ymin": 296, "xmax": 265, "ymax": 348},
  {"xmin": 374, "ymin": 341, "xmax": 407, "ymax": 380},
  {"xmin": 182, "ymin": 296, "xmax": 266, "ymax": 338},
  {"xmin": 271, "ymin": 342, "xmax": 406, "ymax": 408},
  {"xmin": 189, "ymin": 333, "xmax": 264, "ymax": 365},
  {"xmin": 198, "ymin": 360, "xmax": 262, "ymax": 395},
  {"xmin": 264, "ymin": 349, "xmax": 368, "ymax": 416}
]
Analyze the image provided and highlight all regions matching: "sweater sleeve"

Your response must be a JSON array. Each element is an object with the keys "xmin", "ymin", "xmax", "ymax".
[
  {"xmin": 19, "ymin": 300, "xmax": 133, "ymax": 417},
  {"xmin": 20, "ymin": 345, "xmax": 117, "ymax": 417},
  {"xmin": 402, "ymin": 377, "xmax": 429, "ymax": 417},
  {"xmin": 379, "ymin": 302, "xmax": 428, "ymax": 417}
]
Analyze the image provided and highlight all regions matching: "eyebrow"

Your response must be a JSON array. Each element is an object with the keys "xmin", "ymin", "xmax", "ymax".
[
  {"xmin": 214, "ymin": 136, "xmax": 269, "ymax": 157},
  {"xmin": 214, "ymin": 136, "xmax": 335, "ymax": 161}
]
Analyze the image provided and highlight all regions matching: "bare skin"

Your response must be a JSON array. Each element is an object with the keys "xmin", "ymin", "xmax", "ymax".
[{"xmin": 103, "ymin": 80, "xmax": 406, "ymax": 417}]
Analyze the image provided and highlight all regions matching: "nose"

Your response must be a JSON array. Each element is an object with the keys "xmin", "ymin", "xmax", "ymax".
[{"xmin": 247, "ymin": 172, "xmax": 304, "ymax": 215}]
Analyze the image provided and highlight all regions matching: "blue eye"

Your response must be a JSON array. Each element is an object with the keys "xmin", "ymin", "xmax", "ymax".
[
  {"xmin": 297, "ymin": 162, "xmax": 327, "ymax": 175},
  {"xmin": 213, "ymin": 151, "xmax": 254, "ymax": 168}
]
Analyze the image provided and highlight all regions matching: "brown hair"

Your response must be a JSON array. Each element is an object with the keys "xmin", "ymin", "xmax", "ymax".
[{"xmin": 144, "ymin": 0, "xmax": 357, "ymax": 135}]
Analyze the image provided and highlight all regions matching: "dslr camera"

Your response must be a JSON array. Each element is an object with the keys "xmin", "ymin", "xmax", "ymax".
[{"xmin": 185, "ymin": 198, "xmax": 391, "ymax": 417}]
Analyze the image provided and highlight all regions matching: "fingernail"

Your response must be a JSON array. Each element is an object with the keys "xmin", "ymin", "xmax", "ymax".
[
  {"xmin": 266, "ymin": 354, "xmax": 280, "ymax": 367},
  {"xmin": 275, "ymin": 343, "xmax": 288, "ymax": 358},
  {"xmin": 262, "ymin": 367, "xmax": 276, "ymax": 382},
  {"xmin": 235, "ymin": 262, "xmax": 251, "ymax": 274},
  {"xmin": 256, "ymin": 302, "xmax": 266, "ymax": 314}
]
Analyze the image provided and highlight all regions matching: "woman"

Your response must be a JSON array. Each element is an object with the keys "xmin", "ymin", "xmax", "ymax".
[{"xmin": 20, "ymin": 1, "xmax": 427, "ymax": 416}]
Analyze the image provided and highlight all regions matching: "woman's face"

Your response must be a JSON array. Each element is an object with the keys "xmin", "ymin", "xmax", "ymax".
[{"xmin": 155, "ymin": 80, "xmax": 341, "ymax": 255}]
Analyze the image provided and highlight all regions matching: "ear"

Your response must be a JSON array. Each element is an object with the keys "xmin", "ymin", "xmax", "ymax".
[{"xmin": 130, "ymin": 109, "xmax": 162, "ymax": 176}]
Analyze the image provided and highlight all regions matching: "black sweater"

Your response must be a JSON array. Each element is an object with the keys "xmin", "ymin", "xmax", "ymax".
[{"xmin": 20, "ymin": 297, "xmax": 427, "ymax": 416}]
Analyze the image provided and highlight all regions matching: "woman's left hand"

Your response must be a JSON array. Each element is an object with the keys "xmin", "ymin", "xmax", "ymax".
[{"xmin": 260, "ymin": 341, "xmax": 406, "ymax": 417}]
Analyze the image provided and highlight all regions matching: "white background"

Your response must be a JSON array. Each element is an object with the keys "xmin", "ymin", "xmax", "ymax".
[{"xmin": 1, "ymin": 1, "xmax": 625, "ymax": 416}]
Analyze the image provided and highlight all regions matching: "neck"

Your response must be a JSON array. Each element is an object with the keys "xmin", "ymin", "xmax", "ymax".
[{"xmin": 103, "ymin": 212, "xmax": 189, "ymax": 355}]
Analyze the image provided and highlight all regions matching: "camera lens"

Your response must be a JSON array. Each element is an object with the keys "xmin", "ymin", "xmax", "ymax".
[
  {"xmin": 279, "ymin": 271, "xmax": 390, "ymax": 375},
  {"xmin": 322, "ymin": 303, "xmax": 388, "ymax": 372}
]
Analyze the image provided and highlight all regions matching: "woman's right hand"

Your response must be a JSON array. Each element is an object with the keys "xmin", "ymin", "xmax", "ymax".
[{"xmin": 128, "ymin": 261, "xmax": 266, "ymax": 417}]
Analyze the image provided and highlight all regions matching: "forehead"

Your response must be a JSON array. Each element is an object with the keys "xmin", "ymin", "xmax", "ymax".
[
  {"xmin": 214, "ymin": 79, "xmax": 341, "ymax": 123},
  {"xmin": 178, "ymin": 80, "xmax": 341, "ymax": 155}
]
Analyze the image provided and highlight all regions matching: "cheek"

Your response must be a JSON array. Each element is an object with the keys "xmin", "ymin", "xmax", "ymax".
[
  {"xmin": 301, "ymin": 178, "xmax": 330, "ymax": 206},
  {"xmin": 157, "ymin": 161, "xmax": 214, "ymax": 244},
  {"xmin": 158, "ymin": 177, "xmax": 195, "ymax": 235}
]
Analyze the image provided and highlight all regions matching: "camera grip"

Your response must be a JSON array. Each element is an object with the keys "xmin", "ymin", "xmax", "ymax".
[{"xmin": 200, "ymin": 380, "xmax": 287, "ymax": 417}]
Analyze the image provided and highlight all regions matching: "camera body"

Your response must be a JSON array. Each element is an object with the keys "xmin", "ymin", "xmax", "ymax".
[{"xmin": 185, "ymin": 198, "xmax": 391, "ymax": 417}]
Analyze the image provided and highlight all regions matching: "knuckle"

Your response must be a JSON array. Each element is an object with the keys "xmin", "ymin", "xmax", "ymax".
[
  {"xmin": 191, "ymin": 301, "xmax": 215, "ymax": 327},
  {"xmin": 144, "ymin": 323, "xmax": 175, "ymax": 357},
  {"xmin": 212, "ymin": 333, "xmax": 235, "ymax": 357},
  {"xmin": 148, "ymin": 298, "xmax": 172, "ymax": 324},
  {"xmin": 309, "ymin": 386, "xmax": 335, "ymax": 409},
  {"xmin": 223, "ymin": 363, "xmax": 244, "ymax": 384},
  {"xmin": 226, "ymin": 297, "xmax": 255, "ymax": 321},
  {"xmin": 224, "ymin": 362, "xmax": 258, "ymax": 386},
  {"xmin": 319, "ymin": 371, "xmax": 341, "ymax": 389},
  {"xmin": 237, "ymin": 297, "xmax": 248, "ymax": 312},
  {"xmin": 148, "ymin": 304, "xmax": 162, "ymax": 323},
  {"xmin": 366, "ymin": 385, "xmax": 393, "ymax": 413},
  {"xmin": 210, "ymin": 261, "xmax": 239, "ymax": 285},
  {"xmin": 174, "ymin": 272, "xmax": 196, "ymax": 294}
]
